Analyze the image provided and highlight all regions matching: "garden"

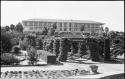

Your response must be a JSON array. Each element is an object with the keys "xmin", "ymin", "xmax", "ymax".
[{"xmin": 1, "ymin": 24, "xmax": 124, "ymax": 79}]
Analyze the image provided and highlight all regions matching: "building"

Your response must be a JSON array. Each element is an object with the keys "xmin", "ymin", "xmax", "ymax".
[{"xmin": 22, "ymin": 19, "xmax": 104, "ymax": 34}]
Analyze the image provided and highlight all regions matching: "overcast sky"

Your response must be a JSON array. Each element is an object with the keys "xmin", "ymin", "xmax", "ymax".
[{"xmin": 1, "ymin": 1, "xmax": 124, "ymax": 32}]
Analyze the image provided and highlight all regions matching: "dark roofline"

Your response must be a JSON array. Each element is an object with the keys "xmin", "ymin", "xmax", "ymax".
[{"xmin": 22, "ymin": 18, "xmax": 105, "ymax": 25}]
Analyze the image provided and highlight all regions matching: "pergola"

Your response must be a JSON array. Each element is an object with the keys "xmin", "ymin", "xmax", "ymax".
[
  {"xmin": 43, "ymin": 32, "xmax": 107, "ymax": 62},
  {"xmin": 44, "ymin": 32, "xmax": 90, "ymax": 56}
]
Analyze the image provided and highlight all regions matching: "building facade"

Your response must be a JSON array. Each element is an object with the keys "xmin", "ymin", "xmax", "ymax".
[{"xmin": 22, "ymin": 19, "xmax": 104, "ymax": 34}]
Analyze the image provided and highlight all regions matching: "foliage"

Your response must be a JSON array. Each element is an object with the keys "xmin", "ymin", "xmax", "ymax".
[
  {"xmin": 89, "ymin": 65, "xmax": 99, "ymax": 74},
  {"xmin": 19, "ymin": 37, "xmax": 29, "ymax": 50},
  {"xmin": 11, "ymin": 46, "xmax": 21, "ymax": 55},
  {"xmin": 48, "ymin": 28, "xmax": 55, "ymax": 36},
  {"xmin": 10, "ymin": 24, "xmax": 15, "ymax": 31},
  {"xmin": 15, "ymin": 22, "xmax": 23, "ymax": 32},
  {"xmin": 27, "ymin": 46, "xmax": 39, "ymax": 65},
  {"xmin": 53, "ymin": 40, "xmax": 60, "ymax": 57},
  {"xmin": 35, "ymin": 38, "xmax": 42, "ymax": 49},
  {"xmin": 5, "ymin": 25, "xmax": 10, "ymax": 31},
  {"xmin": 104, "ymin": 27, "xmax": 109, "ymax": 34},
  {"xmin": 86, "ymin": 38, "xmax": 101, "ymax": 61},
  {"xmin": 26, "ymin": 34, "xmax": 36, "ymax": 46},
  {"xmin": 41, "ymin": 27, "xmax": 48, "ymax": 35},
  {"xmin": 80, "ymin": 41, "xmax": 87, "ymax": 57},
  {"xmin": 111, "ymin": 34, "xmax": 124, "ymax": 57},
  {"xmin": 58, "ymin": 39, "xmax": 69, "ymax": 62},
  {"xmin": 53, "ymin": 23, "xmax": 57, "ymax": 29},
  {"xmin": 1, "ymin": 53, "xmax": 20, "ymax": 65},
  {"xmin": 100, "ymin": 26, "xmax": 104, "ymax": 32},
  {"xmin": 1, "ymin": 32, "xmax": 13, "ymax": 53}
]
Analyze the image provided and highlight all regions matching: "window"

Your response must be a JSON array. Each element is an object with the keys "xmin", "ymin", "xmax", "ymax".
[
  {"xmin": 64, "ymin": 28, "xmax": 67, "ymax": 31},
  {"xmin": 81, "ymin": 26, "xmax": 85, "ymax": 31},
  {"xmin": 39, "ymin": 22, "xmax": 43, "ymax": 26},
  {"xmin": 74, "ymin": 24, "xmax": 78, "ymax": 31},
  {"xmin": 24, "ymin": 21, "xmax": 28, "ymax": 26},
  {"xmin": 64, "ymin": 23, "xmax": 67, "ymax": 27},
  {"xmin": 34, "ymin": 21, "xmax": 38, "ymax": 26},
  {"xmin": 60, "ymin": 23, "xmax": 62, "ymax": 31},
  {"xmin": 29, "ymin": 21, "xmax": 33, "ymax": 26},
  {"xmin": 69, "ymin": 28, "xmax": 72, "ymax": 31}
]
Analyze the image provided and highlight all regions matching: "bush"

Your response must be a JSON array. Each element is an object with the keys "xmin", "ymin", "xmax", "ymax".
[
  {"xmin": 27, "ymin": 46, "xmax": 39, "ymax": 65},
  {"xmin": 1, "ymin": 32, "xmax": 13, "ymax": 53},
  {"xmin": 1, "ymin": 53, "xmax": 20, "ymax": 65},
  {"xmin": 89, "ymin": 65, "xmax": 99, "ymax": 74}
]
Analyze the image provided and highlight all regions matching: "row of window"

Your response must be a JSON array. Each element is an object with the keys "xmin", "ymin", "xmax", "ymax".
[
  {"xmin": 60, "ymin": 27, "xmax": 99, "ymax": 32},
  {"xmin": 23, "ymin": 21, "xmax": 55, "ymax": 27},
  {"xmin": 23, "ymin": 21, "xmax": 101, "ymax": 32},
  {"xmin": 24, "ymin": 21, "xmax": 100, "ymax": 28},
  {"xmin": 60, "ymin": 27, "xmax": 80, "ymax": 31}
]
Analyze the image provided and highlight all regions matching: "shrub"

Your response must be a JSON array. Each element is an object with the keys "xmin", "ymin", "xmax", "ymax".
[
  {"xmin": 27, "ymin": 46, "xmax": 39, "ymax": 65},
  {"xmin": 89, "ymin": 65, "xmax": 99, "ymax": 74},
  {"xmin": 1, "ymin": 32, "xmax": 13, "ymax": 53},
  {"xmin": 1, "ymin": 53, "xmax": 20, "ymax": 65},
  {"xmin": 11, "ymin": 46, "xmax": 21, "ymax": 55}
]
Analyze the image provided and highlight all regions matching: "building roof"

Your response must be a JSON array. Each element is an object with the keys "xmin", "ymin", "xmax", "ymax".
[{"xmin": 22, "ymin": 18, "xmax": 104, "ymax": 25}]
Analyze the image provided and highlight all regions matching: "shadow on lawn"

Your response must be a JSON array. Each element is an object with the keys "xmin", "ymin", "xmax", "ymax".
[
  {"xmin": 102, "ymin": 58, "xmax": 124, "ymax": 64},
  {"xmin": 67, "ymin": 60, "xmax": 96, "ymax": 64},
  {"xmin": 67, "ymin": 57, "xmax": 124, "ymax": 64}
]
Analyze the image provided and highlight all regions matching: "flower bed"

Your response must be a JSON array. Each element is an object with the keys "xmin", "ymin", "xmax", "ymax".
[{"xmin": 0, "ymin": 69, "xmax": 90, "ymax": 79}]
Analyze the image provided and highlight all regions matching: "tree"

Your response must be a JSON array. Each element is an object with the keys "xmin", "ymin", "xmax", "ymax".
[
  {"xmin": 111, "ymin": 34, "xmax": 124, "ymax": 57},
  {"xmin": 10, "ymin": 24, "xmax": 15, "ymax": 31},
  {"xmin": 100, "ymin": 26, "xmax": 104, "ymax": 32},
  {"xmin": 1, "ymin": 53, "xmax": 20, "ymax": 65},
  {"xmin": 48, "ymin": 28, "xmax": 55, "ymax": 36},
  {"xmin": 12, "ymin": 46, "xmax": 21, "ymax": 55},
  {"xmin": 26, "ymin": 34, "xmax": 36, "ymax": 46},
  {"xmin": 27, "ymin": 46, "xmax": 39, "ymax": 65},
  {"xmin": 5, "ymin": 25, "xmax": 10, "ymax": 31},
  {"xmin": 104, "ymin": 27, "xmax": 109, "ymax": 34},
  {"xmin": 41, "ymin": 27, "xmax": 48, "ymax": 35},
  {"xmin": 15, "ymin": 22, "xmax": 23, "ymax": 32},
  {"xmin": 53, "ymin": 23, "xmax": 57, "ymax": 29},
  {"xmin": 1, "ymin": 32, "xmax": 13, "ymax": 53}
]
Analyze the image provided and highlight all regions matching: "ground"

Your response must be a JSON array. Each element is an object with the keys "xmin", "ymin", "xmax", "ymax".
[
  {"xmin": 1, "ymin": 51, "xmax": 124, "ymax": 78},
  {"xmin": 1, "ymin": 58, "xmax": 124, "ymax": 78}
]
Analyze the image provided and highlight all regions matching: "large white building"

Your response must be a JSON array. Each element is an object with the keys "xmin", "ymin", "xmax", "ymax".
[{"xmin": 22, "ymin": 19, "xmax": 104, "ymax": 34}]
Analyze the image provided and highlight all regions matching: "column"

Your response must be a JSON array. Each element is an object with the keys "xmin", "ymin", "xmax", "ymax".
[
  {"xmin": 57, "ymin": 39, "xmax": 63, "ymax": 61},
  {"xmin": 53, "ymin": 39, "xmax": 56, "ymax": 54},
  {"xmin": 78, "ymin": 42, "xmax": 82, "ymax": 57},
  {"xmin": 70, "ymin": 41, "xmax": 74, "ymax": 56}
]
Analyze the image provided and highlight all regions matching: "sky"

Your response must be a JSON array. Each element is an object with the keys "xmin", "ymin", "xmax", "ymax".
[{"xmin": 1, "ymin": 1, "xmax": 124, "ymax": 32}]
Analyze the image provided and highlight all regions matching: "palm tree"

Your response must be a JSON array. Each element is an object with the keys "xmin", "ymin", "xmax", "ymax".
[{"xmin": 111, "ymin": 34, "xmax": 124, "ymax": 58}]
